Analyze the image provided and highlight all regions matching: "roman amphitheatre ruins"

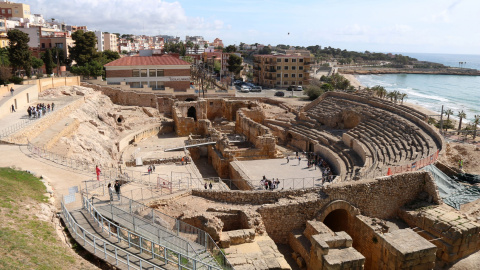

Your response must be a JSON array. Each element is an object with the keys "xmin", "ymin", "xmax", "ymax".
[{"xmin": 1, "ymin": 77, "xmax": 480, "ymax": 270}]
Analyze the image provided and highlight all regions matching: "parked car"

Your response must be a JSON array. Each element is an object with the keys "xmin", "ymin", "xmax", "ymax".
[
  {"xmin": 287, "ymin": 85, "xmax": 295, "ymax": 91},
  {"xmin": 295, "ymin": 86, "xmax": 303, "ymax": 91},
  {"xmin": 239, "ymin": 85, "xmax": 251, "ymax": 92},
  {"xmin": 251, "ymin": 86, "xmax": 262, "ymax": 92},
  {"xmin": 274, "ymin": 91, "xmax": 285, "ymax": 97},
  {"xmin": 234, "ymin": 80, "xmax": 243, "ymax": 86}
]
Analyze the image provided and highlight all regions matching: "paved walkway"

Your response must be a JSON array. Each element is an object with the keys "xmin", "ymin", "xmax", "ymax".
[{"xmin": 0, "ymin": 85, "xmax": 32, "ymax": 108}]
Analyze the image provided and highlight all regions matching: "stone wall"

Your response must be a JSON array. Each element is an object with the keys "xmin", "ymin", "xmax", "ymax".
[
  {"xmin": 229, "ymin": 161, "xmax": 254, "ymax": 190},
  {"xmin": 192, "ymin": 171, "xmax": 440, "ymax": 244},
  {"xmin": 23, "ymin": 76, "xmax": 81, "ymax": 92},
  {"xmin": 117, "ymin": 123, "xmax": 168, "ymax": 153},
  {"xmin": 0, "ymin": 84, "xmax": 38, "ymax": 119},
  {"xmin": 235, "ymin": 108, "xmax": 276, "ymax": 158}
]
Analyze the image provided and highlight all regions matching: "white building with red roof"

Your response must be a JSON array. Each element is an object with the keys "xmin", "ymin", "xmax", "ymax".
[{"xmin": 104, "ymin": 55, "xmax": 191, "ymax": 91}]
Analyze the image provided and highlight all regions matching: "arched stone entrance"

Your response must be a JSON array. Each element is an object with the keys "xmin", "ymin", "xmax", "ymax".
[
  {"xmin": 285, "ymin": 133, "xmax": 293, "ymax": 145},
  {"xmin": 187, "ymin": 106, "xmax": 197, "ymax": 121},
  {"xmin": 317, "ymin": 200, "xmax": 360, "ymax": 233}
]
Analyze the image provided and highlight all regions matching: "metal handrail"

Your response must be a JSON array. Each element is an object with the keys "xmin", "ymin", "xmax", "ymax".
[
  {"xmin": 69, "ymin": 196, "xmax": 224, "ymax": 270},
  {"xmin": 0, "ymin": 107, "xmax": 56, "ymax": 139}
]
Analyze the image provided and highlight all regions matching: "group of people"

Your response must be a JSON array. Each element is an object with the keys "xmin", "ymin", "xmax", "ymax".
[
  {"xmin": 147, "ymin": 164, "xmax": 156, "ymax": 174},
  {"xmin": 260, "ymin": 176, "xmax": 281, "ymax": 190},
  {"xmin": 204, "ymin": 182, "xmax": 213, "ymax": 189},
  {"xmin": 107, "ymin": 180, "xmax": 122, "ymax": 201},
  {"xmin": 27, "ymin": 103, "xmax": 54, "ymax": 118}
]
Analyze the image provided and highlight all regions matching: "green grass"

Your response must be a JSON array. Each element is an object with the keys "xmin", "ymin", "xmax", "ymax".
[{"xmin": 0, "ymin": 167, "xmax": 77, "ymax": 269}]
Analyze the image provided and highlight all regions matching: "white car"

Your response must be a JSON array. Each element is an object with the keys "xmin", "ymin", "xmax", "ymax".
[
  {"xmin": 240, "ymin": 85, "xmax": 251, "ymax": 92},
  {"xmin": 296, "ymin": 86, "xmax": 303, "ymax": 91}
]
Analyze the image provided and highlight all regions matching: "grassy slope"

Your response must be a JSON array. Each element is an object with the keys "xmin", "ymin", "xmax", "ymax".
[{"xmin": 0, "ymin": 167, "xmax": 78, "ymax": 269}]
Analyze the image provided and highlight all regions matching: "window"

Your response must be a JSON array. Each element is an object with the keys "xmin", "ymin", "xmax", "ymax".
[
  {"xmin": 277, "ymin": 58, "xmax": 281, "ymax": 62},
  {"xmin": 130, "ymin": 82, "xmax": 141, "ymax": 88},
  {"xmin": 284, "ymin": 81, "xmax": 288, "ymax": 85},
  {"xmin": 292, "ymin": 59, "xmax": 296, "ymax": 62},
  {"xmin": 157, "ymin": 69, "xmax": 164, "ymax": 76},
  {"xmin": 8, "ymin": 10, "xmax": 11, "ymax": 14},
  {"xmin": 1, "ymin": 10, "xmax": 4, "ymax": 14},
  {"xmin": 41, "ymin": 43, "xmax": 45, "ymax": 49},
  {"xmin": 15, "ymin": 10, "xmax": 18, "ymax": 14},
  {"xmin": 292, "ymin": 74, "xmax": 296, "ymax": 78},
  {"xmin": 284, "ymin": 66, "xmax": 288, "ymax": 70},
  {"xmin": 276, "ymin": 81, "xmax": 281, "ymax": 85},
  {"xmin": 292, "ymin": 66, "xmax": 296, "ymax": 70},
  {"xmin": 276, "ymin": 74, "xmax": 281, "ymax": 78},
  {"xmin": 140, "ymin": 69, "xmax": 147, "ymax": 77},
  {"xmin": 141, "ymin": 81, "xmax": 148, "ymax": 88},
  {"xmin": 284, "ymin": 74, "xmax": 288, "ymax": 78},
  {"xmin": 149, "ymin": 69, "xmax": 156, "ymax": 77},
  {"xmin": 299, "ymin": 74, "xmax": 303, "ymax": 78},
  {"xmin": 276, "ymin": 66, "xmax": 281, "ymax": 70},
  {"xmin": 299, "ymin": 66, "xmax": 303, "ymax": 70},
  {"xmin": 299, "ymin": 82, "xmax": 303, "ymax": 85},
  {"xmin": 155, "ymin": 81, "xmax": 165, "ymax": 90},
  {"xmin": 284, "ymin": 58, "xmax": 288, "ymax": 62},
  {"xmin": 132, "ymin": 69, "xmax": 140, "ymax": 77},
  {"xmin": 55, "ymin": 43, "xmax": 63, "ymax": 49},
  {"xmin": 299, "ymin": 59, "xmax": 304, "ymax": 62}
]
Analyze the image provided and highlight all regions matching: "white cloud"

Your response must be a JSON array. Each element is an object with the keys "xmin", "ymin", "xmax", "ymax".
[{"xmin": 25, "ymin": 0, "xmax": 225, "ymax": 35}]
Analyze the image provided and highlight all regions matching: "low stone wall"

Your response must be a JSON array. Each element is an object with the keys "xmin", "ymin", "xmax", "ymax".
[
  {"xmin": 117, "ymin": 123, "xmax": 164, "ymax": 153},
  {"xmin": 0, "ymin": 84, "xmax": 38, "ymax": 119},
  {"xmin": 229, "ymin": 161, "xmax": 254, "ymax": 190},
  {"xmin": 23, "ymin": 76, "xmax": 81, "ymax": 92}
]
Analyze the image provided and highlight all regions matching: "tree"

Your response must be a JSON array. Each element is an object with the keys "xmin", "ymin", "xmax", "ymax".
[
  {"xmin": 194, "ymin": 44, "xmax": 200, "ymax": 54},
  {"xmin": 227, "ymin": 54, "xmax": 243, "ymax": 76},
  {"xmin": 258, "ymin": 46, "xmax": 272, "ymax": 55},
  {"xmin": 71, "ymin": 60, "xmax": 102, "ymax": 78},
  {"xmin": 7, "ymin": 29, "xmax": 32, "ymax": 76},
  {"xmin": 0, "ymin": 47, "xmax": 10, "ymax": 66},
  {"xmin": 473, "ymin": 115, "xmax": 480, "ymax": 140},
  {"xmin": 321, "ymin": 83, "xmax": 333, "ymax": 92},
  {"xmin": 457, "ymin": 110, "xmax": 466, "ymax": 135},
  {"xmin": 0, "ymin": 66, "xmax": 12, "ymax": 84},
  {"xmin": 304, "ymin": 85, "xmax": 324, "ymax": 100},
  {"xmin": 99, "ymin": 50, "xmax": 120, "ymax": 65},
  {"xmin": 444, "ymin": 109, "xmax": 454, "ymax": 131},
  {"xmin": 69, "ymin": 30, "xmax": 98, "ymax": 66},
  {"xmin": 400, "ymin": 93, "xmax": 407, "ymax": 104},
  {"xmin": 42, "ymin": 49, "xmax": 54, "ymax": 75},
  {"xmin": 224, "ymin": 45, "xmax": 236, "ymax": 53},
  {"xmin": 30, "ymin": 56, "xmax": 43, "ymax": 74}
]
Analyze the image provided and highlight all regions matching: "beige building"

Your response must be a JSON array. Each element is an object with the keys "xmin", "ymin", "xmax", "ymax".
[
  {"xmin": 104, "ymin": 33, "xmax": 118, "ymax": 52},
  {"xmin": 0, "ymin": 1, "xmax": 30, "ymax": 19},
  {"xmin": 253, "ymin": 55, "xmax": 311, "ymax": 88}
]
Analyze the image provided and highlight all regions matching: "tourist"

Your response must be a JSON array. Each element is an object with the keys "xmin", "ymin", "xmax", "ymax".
[
  {"xmin": 11, "ymin": 104, "xmax": 15, "ymax": 112},
  {"xmin": 152, "ymin": 164, "xmax": 156, "ymax": 172},
  {"xmin": 108, "ymin": 183, "xmax": 114, "ymax": 201},
  {"xmin": 10, "ymin": 87, "xmax": 14, "ymax": 96},
  {"xmin": 148, "ymin": 165, "xmax": 152, "ymax": 174},
  {"xmin": 27, "ymin": 107, "xmax": 31, "ymax": 118},
  {"xmin": 298, "ymin": 156, "xmax": 301, "ymax": 165},
  {"xmin": 51, "ymin": 102, "xmax": 55, "ymax": 111},
  {"xmin": 114, "ymin": 180, "xmax": 122, "ymax": 200},
  {"xmin": 209, "ymin": 182, "xmax": 213, "ymax": 189},
  {"xmin": 181, "ymin": 157, "xmax": 184, "ymax": 165},
  {"xmin": 286, "ymin": 156, "xmax": 289, "ymax": 163},
  {"xmin": 204, "ymin": 183, "xmax": 207, "ymax": 189},
  {"xmin": 459, "ymin": 159, "xmax": 463, "ymax": 169},
  {"xmin": 96, "ymin": 165, "xmax": 101, "ymax": 181}
]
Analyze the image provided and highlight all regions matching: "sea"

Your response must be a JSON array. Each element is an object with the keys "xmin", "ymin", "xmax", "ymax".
[{"xmin": 355, "ymin": 53, "xmax": 480, "ymax": 122}]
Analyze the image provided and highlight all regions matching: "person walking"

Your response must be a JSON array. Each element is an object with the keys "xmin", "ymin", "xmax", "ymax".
[
  {"xmin": 298, "ymin": 156, "xmax": 301, "ymax": 165},
  {"xmin": 209, "ymin": 182, "xmax": 213, "ymax": 189},
  {"xmin": 204, "ymin": 183, "xmax": 207, "ymax": 189},
  {"xmin": 11, "ymin": 104, "xmax": 15, "ymax": 112},
  {"xmin": 10, "ymin": 87, "xmax": 14, "ymax": 96},
  {"xmin": 51, "ymin": 102, "xmax": 55, "ymax": 111},
  {"xmin": 459, "ymin": 159, "xmax": 464, "ymax": 170},
  {"xmin": 95, "ymin": 165, "xmax": 101, "ymax": 181},
  {"xmin": 114, "ymin": 180, "xmax": 121, "ymax": 200},
  {"xmin": 152, "ymin": 164, "xmax": 156, "ymax": 172},
  {"xmin": 108, "ymin": 183, "xmax": 114, "ymax": 201},
  {"xmin": 286, "ymin": 156, "xmax": 289, "ymax": 163}
]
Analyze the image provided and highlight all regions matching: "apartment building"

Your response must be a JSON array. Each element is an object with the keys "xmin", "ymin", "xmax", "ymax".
[
  {"xmin": 253, "ymin": 55, "xmax": 311, "ymax": 88},
  {"xmin": 0, "ymin": 1, "xmax": 30, "ymax": 19},
  {"xmin": 104, "ymin": 55, "xmax": 191, "ymax": 91},
  {"xmin": 104, "ymin": 33, "xmax": 118, "ymax": 52},
  {"xmin": 94, "ymin": 30, "xmax": 104, "ymax": 52}
]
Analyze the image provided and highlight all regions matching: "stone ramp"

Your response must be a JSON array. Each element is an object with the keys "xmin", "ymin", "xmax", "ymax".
[
  {"xmin": 30, "ymin": 117, "xmax": 78, "ymax": 149},
  {"xmin": 64, "ymin": 208, "xmax": 173, "ymax": 270}
]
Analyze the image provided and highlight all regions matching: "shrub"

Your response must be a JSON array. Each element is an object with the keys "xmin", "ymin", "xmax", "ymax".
[{"xmin": 10, "ymin": 76, "xmax": 23, "ymax": 84}]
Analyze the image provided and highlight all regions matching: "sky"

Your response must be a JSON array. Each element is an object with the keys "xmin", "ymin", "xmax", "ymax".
[{"xmin": 22, "ymin": 0, "xmax": 480, "ymax": 55}]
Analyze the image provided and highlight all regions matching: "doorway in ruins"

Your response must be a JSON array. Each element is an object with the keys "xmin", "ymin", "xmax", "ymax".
[
  {"xmin": 187, "ymin": 106, "xmax": 197, "ymax": 121},
  {"xmin": 322, "ymin": 209, "xmax": 349, "ymax": 233},
  {"xmin": 285, "ymin": 133, "xmax": 293, "ymax": 146},
  {"xmin": 308, "ymin": 142, "xmax": 314, "ymax": 152}
]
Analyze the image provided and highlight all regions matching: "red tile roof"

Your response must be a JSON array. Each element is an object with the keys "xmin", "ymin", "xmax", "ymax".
[{"xmin": 105, "ymin": 55, "xmax": 191, "ymax": 67}]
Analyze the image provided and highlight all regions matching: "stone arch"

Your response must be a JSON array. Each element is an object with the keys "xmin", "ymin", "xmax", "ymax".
[
  {"xmin": 317, "ymin": 200, "xmax": 360, "ymax": 233},
  {"xmin": 317, "ymin": 200, "xmax": 360, "ymax": 222},
  {"xmin": 187, "ymin": 106, "xmax": 197, "ymax": 121},
  {"xmin": 285, "ymin": 133, "xmax": 293, "ymax": 145}
]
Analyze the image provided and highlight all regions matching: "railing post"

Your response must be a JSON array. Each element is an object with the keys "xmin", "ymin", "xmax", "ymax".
[
  {"xmin": 117, "ymin": 228, "xmax": 121, "ymax": 243},
  {"xmin": 128, "ymin": 231, "xmax": 131, "ymax": 248},
  {"xmin": 104, "ymin": 241, "xmax": 107, "ymax": 259},
  {"xmin": 127, "ymin": 254, "xmax": 130, "ymax": 269},
  {"xmin": 115, "ymin": 247, "xmax": 118, "ymax": 265},
  {"xmin": 176, "ymin": 219, "xmax": 180, "ymax": 236},
  {"xmin": 151, "ymin": 241, "xmax": 155, "ymax": 259},
  {"xmin": 93, "ymin": 238, "xmax": 96, "ymax": 254},
  {"xmin": 83, "ymin": 229, "xmax": 86, "ymax": 246},
  {"xmin": 140, "ymin": 237, "xmax": 143, "ymax": 254}
]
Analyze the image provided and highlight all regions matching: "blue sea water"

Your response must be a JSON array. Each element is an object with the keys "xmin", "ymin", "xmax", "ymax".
[{"xmin": 356, "ymin": 53, "xmax": 480, "ymax": 122}]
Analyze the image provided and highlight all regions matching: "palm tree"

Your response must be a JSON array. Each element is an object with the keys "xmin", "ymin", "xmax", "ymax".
[
  {"xmin": 444, "ymin": 109, "xmax": 453, "ymax": 131},
  {"xmin": 457, "ymin": 110, "xmax": 466, "ymax": 135},
  {"xmin": 386, "ymin": 91, "xmax": 395, "ymax": 102},
  {"xmin": 473, "ymin": 115, "xmax": 480, "ymax": 140},
  {"xmin": 400, "ymin": 93, "xmax": 407, "ymax": 104},
  {"xmin": 194, "ymin": 44, "xmax": 200, "ymax": 54}
]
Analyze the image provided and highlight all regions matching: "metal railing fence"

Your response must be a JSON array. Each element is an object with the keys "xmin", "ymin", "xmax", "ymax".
[{"xmin": 62, "ymin": 197, "xmax": 223, "ymax": 270}]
